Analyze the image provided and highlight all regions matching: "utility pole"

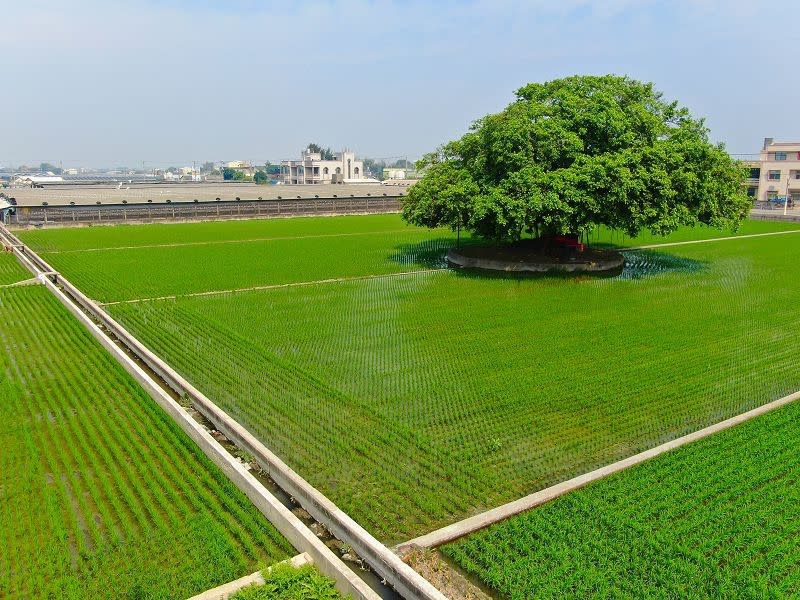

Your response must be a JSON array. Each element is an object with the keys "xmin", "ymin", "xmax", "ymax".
[{"xmin": 785, "ymin": 175, "xmax": 790, "ymax": 217}]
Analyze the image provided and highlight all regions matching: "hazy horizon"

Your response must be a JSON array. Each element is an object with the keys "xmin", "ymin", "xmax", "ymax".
[{"xmin": 3, "ymin": 0, "xmax": 798, "ymax": 168}]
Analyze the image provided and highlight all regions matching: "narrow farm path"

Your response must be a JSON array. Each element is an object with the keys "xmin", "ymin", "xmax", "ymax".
[
  {"xmin": 100, "ymin": 269, "xmax": 444, "ymax": 306},
  {"xmin": 625, "ymin": 227, "xmax": 800, "ymax": 250},
  {"xmin": 44, "ymin": 229, "xmax": 417, "ymax": 254},
  {"xmin": 0, "ymin": 277, "xmax": 40, "ymax": 288}
]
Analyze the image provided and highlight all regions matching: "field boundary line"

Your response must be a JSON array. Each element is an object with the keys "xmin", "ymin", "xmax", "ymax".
[
  {"xmin": 0, "ymin": 276, "xmax": 41, "ymax": 288},
  {"xmin": 100, "ymin": 268, "xmax": 444, "ymax": 306},
  {"xmin": 187, "ymin": 552, "xmax": 312, "ymax": 600},
  {"xmin": 399, "ymin": 387, "xmax": 800, "ymax": 550},
  {"xmin": 42, "ymin": 229, "xmax": 419, "ymax": 254},
  {"xmin": 623, "ymin": 228, "xmax": 800, "ymax": 251},
  {"xmin": 0, "ymin": 224, "xmax": 447, "ymax": 600}
]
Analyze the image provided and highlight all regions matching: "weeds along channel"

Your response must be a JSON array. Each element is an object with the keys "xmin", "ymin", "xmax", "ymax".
[
  {"xmin": 0, "ymin": 283, "xmax": 294, "ymax": 598},
  {"xmin": 19, "ymin": 214, "xmax": 800, "ymax": 544}
]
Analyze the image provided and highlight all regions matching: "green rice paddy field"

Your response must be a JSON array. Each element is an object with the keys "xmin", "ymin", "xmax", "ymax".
[
  {"xmin": 443, "ymin": 397, "xmax": 800, "ymax": 598},
  {"xmin": 0, "ymin": 253, "xmax": 293, "ymax": 599},
  {"xmin": 0, "ymin": 247, "xmax": 31, "ymax": 285},
  {"xmin": 18, "ymin": 215, "xmax": 800, "ymax": 546}
]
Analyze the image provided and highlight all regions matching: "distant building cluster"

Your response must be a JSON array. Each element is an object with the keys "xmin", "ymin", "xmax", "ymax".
[
  {"xmin": 2, "ymin": 149, "xmax": 422, "ymax": 189},
  {"xmin": 224, "ymin": 161, "xmax": 256, "ymax": 178},
  {"xmin": 745, "ymin": 138, "xmax": 800, "ymax": 206},
  {"xmin": 382, "ymin": 166, "xmax": 418, "ymax": 180}
]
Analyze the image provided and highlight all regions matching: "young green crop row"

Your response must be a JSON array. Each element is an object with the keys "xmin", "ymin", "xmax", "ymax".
[
  {"xmin": 18, "ymin": 213, "xmax": 800, "ymax": 255},
  {"xmin": 19, "ymin": 213, "xmax": 414, "ymax": 253},
  {"xmin": 443, "ymin": 395, "xmax": 800, "ymax": 599},
  {"xmin": 0, "ymin": 249, "xmax": 31, "ymax": 285},
  {"xmin": 0, "ymin": 285, "xmax": 293, "ymax": 599},
  {"xmin": 106, "ymin": 231, "xmax": 800, "ymax": 543}
]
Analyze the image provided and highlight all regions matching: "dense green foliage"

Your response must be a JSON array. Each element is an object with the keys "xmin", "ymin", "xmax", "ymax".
[
  {"xmin": 40, "ymin": 162, "xmax": 63, "ymax": 175},
  {"xmin": 404, "ymin": 75, "xmax": 750, "ymax": 241},
  {"xmin": 0, "ymin": 250, "xmax": 30, "ymax": 285},
  {"xmin": 23, "ymin": 216, "xmax": 800, "ymax": 543},
  {"xmin": 0, "ymin": 285, "xmax": 293, "ymax": 598},
  {"xmin": 231, "ymin": 565, "xmax": 345, "ymax": 600},
  {"xmin": 443, "ymin": 399, "xmax": 800, "ymax": 598},
  {"xmin": 307, "ymin": 143, "xmax": 335, "ymax": 161}
]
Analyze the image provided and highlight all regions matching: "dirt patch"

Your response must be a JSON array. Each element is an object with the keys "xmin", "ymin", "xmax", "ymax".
[{"xmin": 400, "ymin": 546, "xmax": 493, "ymax": 600}]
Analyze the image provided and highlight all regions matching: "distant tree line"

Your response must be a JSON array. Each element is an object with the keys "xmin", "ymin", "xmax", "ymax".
[
  {"xmin": 307, "ymin": 142, "xmax": 335, "ymax": 160},
  {"xmin": 40, "ymin": 162, "xmax": 63, "ymax": 175}
]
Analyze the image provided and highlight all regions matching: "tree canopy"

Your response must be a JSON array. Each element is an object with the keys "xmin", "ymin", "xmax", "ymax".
[
  {"xmin": 403, "ymin": 75, "xmax": 750, "ymax": 241},
  {"xmin": 363, "ymin": 158, "xmax": 386, "ymax": 180},
  {"xmin": 40, "ymin": 162, "xmax": 63, "ymax": 175},
  {"xmin": 222, "ymin": 167, "xmax": 245, "ymax": 181},
  {"xmin": 307, "ymin": 142, "xmax": 335, "ymax": 160}
]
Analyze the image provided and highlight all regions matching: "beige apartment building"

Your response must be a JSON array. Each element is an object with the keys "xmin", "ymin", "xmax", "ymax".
[
  {"xmin": 224, "ymin": 161, "xmax": 256, "ymax": 178},
  {"xmin": 280, "ymin": 149, "xmax": 366, "ymax": 184},
  {"xmin": 747, "ymin": 138, "xmax": 800, "ymax": 205}
]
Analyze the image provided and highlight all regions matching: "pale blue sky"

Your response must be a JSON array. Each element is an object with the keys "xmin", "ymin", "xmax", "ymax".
[{"xmin": 3, "ymin": 0, "xmax": 798, "ymax": 168}]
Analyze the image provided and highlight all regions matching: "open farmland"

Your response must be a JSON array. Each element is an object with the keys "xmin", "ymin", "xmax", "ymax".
[
  {"xmin": 18, "ymin": 215, "xmax": 800, "ymax": 304},
  {"xmin": 19, "ymin": 215, "xmax": 800, "ymax": 544},
  {"xmin": 0, "ymin": 283, "xmax": 293, "ymax": 598},
  {"xmin": 21, "ymin": 215, "xmax": 448, "ymax": 303},
  {"xmin": 442, "ymin": 398, "xmax": 800, "ymax": 598}
]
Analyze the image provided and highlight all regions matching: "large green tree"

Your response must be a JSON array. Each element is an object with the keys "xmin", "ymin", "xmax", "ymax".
[{"xmin": 403, "ymin": 75, "xmax": 750, "ymax": 242}]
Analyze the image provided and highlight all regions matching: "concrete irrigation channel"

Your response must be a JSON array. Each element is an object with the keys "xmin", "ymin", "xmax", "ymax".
[{"xmin": 0, "ymin": 224, "xmax": 447, "ymax": 600}]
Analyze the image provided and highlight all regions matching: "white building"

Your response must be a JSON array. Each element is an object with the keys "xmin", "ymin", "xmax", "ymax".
[
  {"xmin": 746, "ymin": 138, "xmax": 800, "ymax": 205},
  {"xmin": 383, "ymin": 167, "xmax": 419, "ymax": 180},
  {"xmin": 13, "ymin": 175, "xmax": 64, "ymax": 186},
  {"xmin": 281, "ymin": 149, "xmax": 367, "ymax": 184}
]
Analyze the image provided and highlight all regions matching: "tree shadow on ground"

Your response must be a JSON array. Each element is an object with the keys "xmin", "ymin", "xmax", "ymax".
[
  {"xmin": 388, "ymin": 237, "xmax": 467, "ymax": 270},
  {"xmin": 388, "ymin": 239, "xmax": 707, "ymax": 282},
  {"xmin": 617, "ymin": 249, "xmax": 707, "ymax": 280}
]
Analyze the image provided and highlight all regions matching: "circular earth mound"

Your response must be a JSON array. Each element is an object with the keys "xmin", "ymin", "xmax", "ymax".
[{"xmin": 447, "ymin": 239, "xmax": 624, "ymax": 274}]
